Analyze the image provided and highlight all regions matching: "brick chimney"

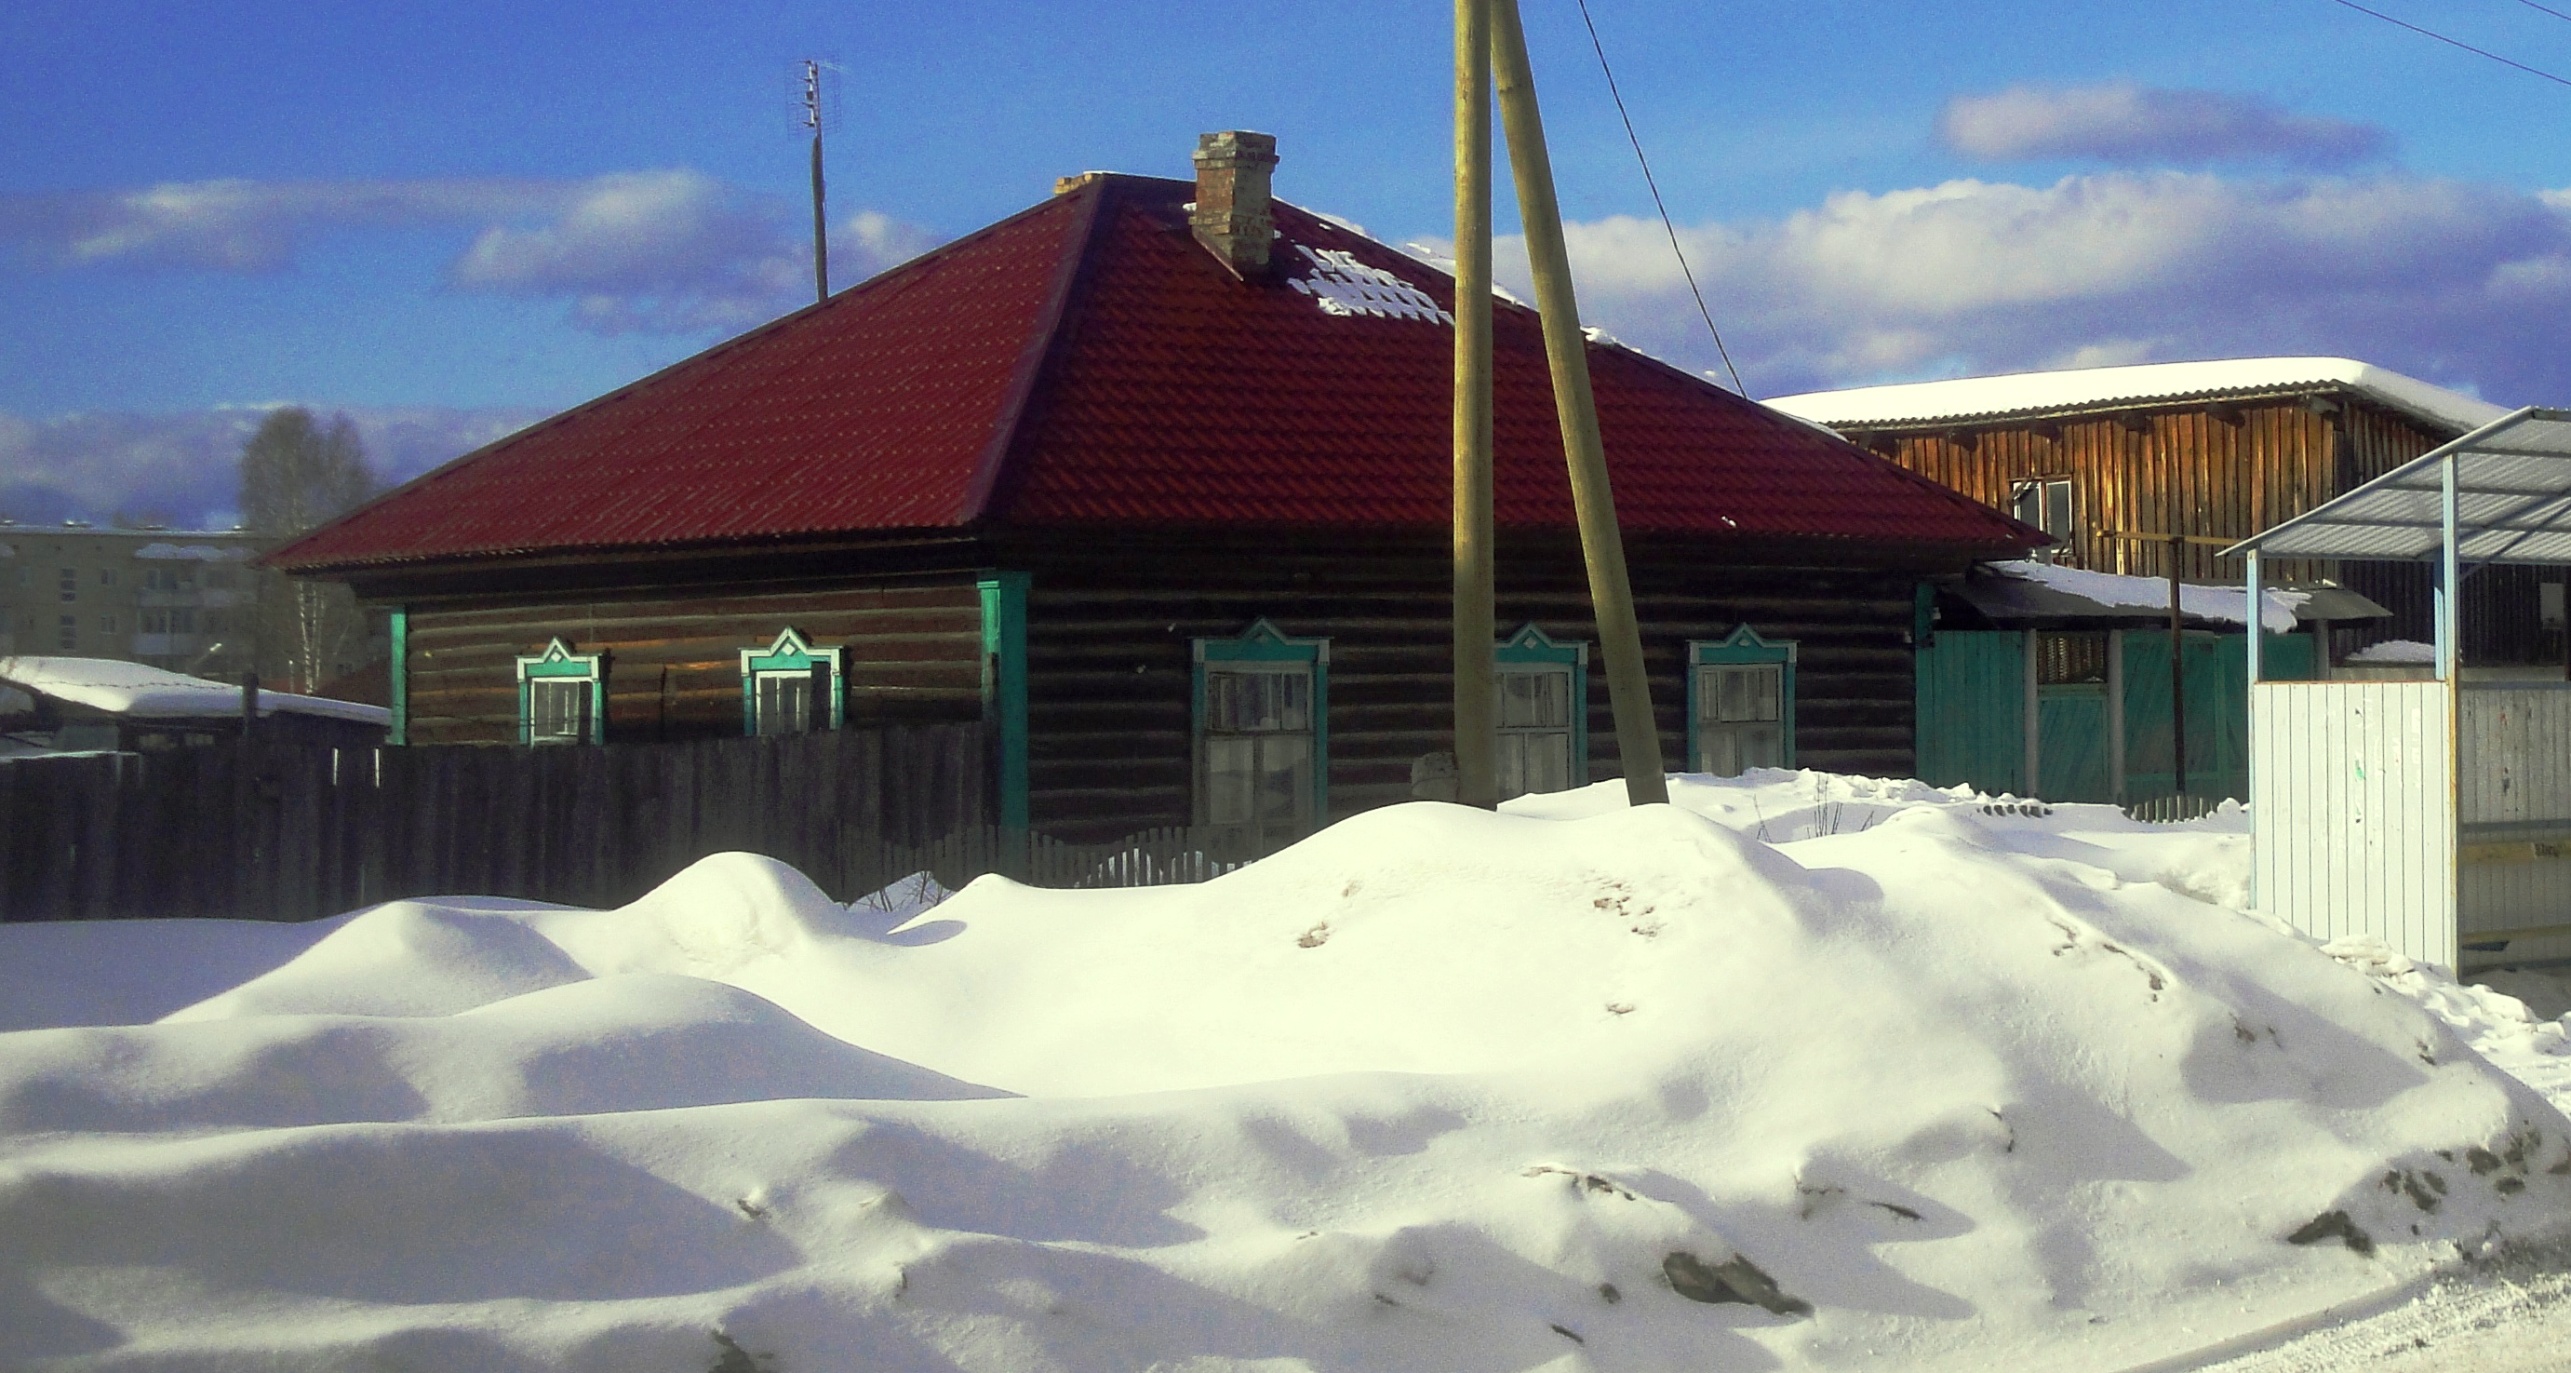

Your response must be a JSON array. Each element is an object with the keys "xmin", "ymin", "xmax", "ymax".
[{"xmin": 1190, "ymin": 131, "xmax": 1278, "ymax": 277}]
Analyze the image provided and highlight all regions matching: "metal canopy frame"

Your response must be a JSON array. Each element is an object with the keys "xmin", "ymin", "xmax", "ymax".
[{"xmin": 2227, "ymin": 407, "xmax": 2571, "ymax": 686}]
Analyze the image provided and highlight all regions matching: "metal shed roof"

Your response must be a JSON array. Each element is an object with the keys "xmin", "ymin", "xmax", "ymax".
[{"xmin": 2224, "ymin": 408, "xmax": 2571, "ymax": 565}]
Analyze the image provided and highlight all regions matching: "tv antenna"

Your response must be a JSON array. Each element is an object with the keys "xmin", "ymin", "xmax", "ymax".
[{"xmin": 800, "ymin": 59, "xmax": 836, "ymax": 302}]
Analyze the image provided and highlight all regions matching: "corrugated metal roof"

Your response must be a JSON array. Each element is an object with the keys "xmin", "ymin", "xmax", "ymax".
[
  {"xmin": 274, "ymin": 172, "xmax": 2039, "ymax": 573},
  {"xmin": 1766, "ymin": 357, "xmax": 2510, "ymax": 436},
  {"xmin": 2227, "ymin": 408, "xmax": 2571, "ymax": 564}
]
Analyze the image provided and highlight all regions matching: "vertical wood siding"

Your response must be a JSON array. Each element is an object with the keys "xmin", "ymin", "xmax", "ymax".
[
  {"xmin": 1859, "ymin": 396, "xmax": 2554, "ymax": 664},
  {"xmin": 403, "ymin": 582, "xmax": 986, "ymax": 745},
  {"xmin": 2252, "ymin": 680, "xmax": 2455, "ymax": 968}
]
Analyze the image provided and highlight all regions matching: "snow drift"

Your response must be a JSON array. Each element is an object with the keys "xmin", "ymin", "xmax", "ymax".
[{"xmin": 3, "ymin": 773, "xmax": 2568, "ymax": 1372}]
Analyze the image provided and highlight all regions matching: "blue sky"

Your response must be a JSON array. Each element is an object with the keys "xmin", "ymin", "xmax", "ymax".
[{"xmin": 6, "ymin": 0, "xmax": 2571, "ymax": 523}]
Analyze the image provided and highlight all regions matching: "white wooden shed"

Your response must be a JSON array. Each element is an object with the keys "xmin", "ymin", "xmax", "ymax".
[{"xmin": 2229, "ymin": 407, "xmax": 2571, "ymax": 973}]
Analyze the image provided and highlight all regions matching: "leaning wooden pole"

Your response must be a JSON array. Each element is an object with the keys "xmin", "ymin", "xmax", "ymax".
[
  {"xmin": 1489, "ymin": 0, "xmax": 1668, "ymax": 806},
  {"xmin": 1452, "ymin": 0, "xmax": 1498, "ymax": 809}
]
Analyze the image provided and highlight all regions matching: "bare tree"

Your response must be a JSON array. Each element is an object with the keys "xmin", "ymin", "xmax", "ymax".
[{"xmin": 239, "ymin": 408, "xmax": 378, "ymax": 691}]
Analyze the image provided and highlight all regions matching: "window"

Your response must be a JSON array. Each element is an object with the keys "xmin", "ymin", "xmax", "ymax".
[
  {"xmin": 59, "ymin": 568, "xmax": 76, "ymax": 602},
  {"xmin": 1689, "ymin": 626, "xmax": 1797, "ymax": 777},
  {"xmin": 1494, "ymin": 624, "xmax": 1587, "ymax": 799},
  {"xmin": 98, "ymin": 614, "xmax": 118, "ymax": 635},
  {"xmin": 2011, "ymin": 478, "xmax": 2075, "ymax": 556},
  {"xmin": 515, "ymin": 638, "xmax": 606, "ymax": 745},
  {"xmin": 739, "ymin": 627, "xmax": 843, "ymax": 736},
  {"xmin": 98, "ymin": 568, "xmax": 118, "ymax": 588},
  {"xmin": 1195, "ymin": 619, "xmax": 1328, "ymax": 844},
  {"xmin": 57, "ymin": 614, "xmax": 76, "ymax": 650}
]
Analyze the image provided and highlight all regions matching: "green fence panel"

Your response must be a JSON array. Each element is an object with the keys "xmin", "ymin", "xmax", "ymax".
[
  {"xmin": 1916, "ymin": 631, "xmax": 2027, "ymax": 795},
  {"xmin": 2037, "ymin": 683, "xmax": 2113, "ymax": 802},
  {"xmin": 2125, "ymin": 630, "xmax": 2317, "ymax": 803}
]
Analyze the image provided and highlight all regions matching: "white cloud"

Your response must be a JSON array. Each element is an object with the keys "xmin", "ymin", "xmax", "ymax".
[
  {"xmin": 0, "ymin": 405, "xmax": 549, "ymax": 527},
  {"xmin": 0, "ymin": 173, "xmax": 943, "ymax": 336},
  {"xmin": 1504, "ymin": 171, "xmax": 2571, "ymax": 401},
  {"xmin": 1940, "ymin": 83, "xmax": 2389, "ymax": 167}
]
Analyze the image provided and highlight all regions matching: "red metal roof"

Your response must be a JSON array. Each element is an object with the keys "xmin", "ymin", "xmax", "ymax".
[{"xmin": 274, "ymin": 174, "xmax": 2036, "ymax": 572}]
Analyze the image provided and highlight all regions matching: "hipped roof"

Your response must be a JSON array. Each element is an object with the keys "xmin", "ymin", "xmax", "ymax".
[{"xmin": 274, "ymin": 173, "xmax": 2038, "ymax": 574}]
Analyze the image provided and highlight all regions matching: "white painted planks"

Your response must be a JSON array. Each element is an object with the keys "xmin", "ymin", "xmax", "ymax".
[{"xmin": 2252, "ymin": 680, "xmax": 2455, "ymax": 969}]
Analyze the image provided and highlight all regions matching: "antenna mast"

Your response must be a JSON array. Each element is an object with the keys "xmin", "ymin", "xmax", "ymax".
[{"xmin": 803, "ymin": 59, "xmax": 828, "ymax": 302}]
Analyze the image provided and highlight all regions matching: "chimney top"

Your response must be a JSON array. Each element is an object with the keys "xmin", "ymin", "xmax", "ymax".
[
  {"xmin": 1054, "ymin": 171, "xmax": 1110, "ymax": 196},
  {"xmin": 1190, "ymin": 130, "xmax": 1278, "ymax": 278}
]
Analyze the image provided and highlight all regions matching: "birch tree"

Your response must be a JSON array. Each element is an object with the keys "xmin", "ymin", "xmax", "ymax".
[{"xmin": 239, "ymin": 408, "xmax": 377, "ymax": 691}]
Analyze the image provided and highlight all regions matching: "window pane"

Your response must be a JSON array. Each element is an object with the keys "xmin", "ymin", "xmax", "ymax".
[
  {"xmin": 1495, "ymin": 732, "xmax": 1527, "ymax": 799},
  {"xmin": 1206, "ymin": 736, "xmax": 1258, "ymax": 824},
  {"xmin": 1499, "ymin": 668, "xmax": 1569, "ymax": 728},
  {"xmin": 2013, "ymin": 483, "xmax": 2042, "ymax": 527},
  {"xmin": 532, "ymin": 679, "xmax": 590, "ymax": 742},
  {"xmin": 1698, "ymin": 727, "xmax": 1740, "ymax": 777},
  {"xmin": 1255, "ymin": 737, "xmax": 1311, "ymax": 826},
  {"xmin": 1739, "ymin": 723, "xmax": 1784, "ymax": 770},
  {"xmin": 756, "ymin": 674, "xmax": 810, "ymax": 735},
  {"xmin": 1525, "ymin": 731, "xmax": 1570, "ymax": 795},
  {"xmin": 1747, "ymin": 666, "xmax": 1780, "ymax": 722},
  {"xmin": 1208, "ymin": 667, "xmax": 1309, "ymax": 732},
  {"xmin": 2044, "ymin": 480, "xmax": 2073, "ymax": 538}
]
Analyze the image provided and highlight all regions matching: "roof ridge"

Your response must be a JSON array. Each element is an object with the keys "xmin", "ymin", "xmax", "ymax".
[{"xmin": 960, "ymin": 174, "xmax": 1118, "ymax": 522}]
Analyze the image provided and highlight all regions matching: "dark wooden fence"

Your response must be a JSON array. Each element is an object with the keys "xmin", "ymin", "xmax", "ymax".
[{"xmin": 0, "ymin": 725, "xmax": 994, "ymax": 923}]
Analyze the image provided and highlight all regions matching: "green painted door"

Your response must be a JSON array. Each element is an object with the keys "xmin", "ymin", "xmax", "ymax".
[
  {"xmin": 2037, "ymin": 683, "xmax": 2112, "ymax": 802},
  {"xmin": 1916, "ymin": 631, "xmax": 2027, "ymax": 795}
]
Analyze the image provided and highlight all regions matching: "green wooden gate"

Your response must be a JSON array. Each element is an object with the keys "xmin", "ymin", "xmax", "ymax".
[
  {"xmin": 1918, "ymin": 628, "xmax": 2317, "ymax": 803},
  {"xmin": 1916, "ymin": 630, "xmax": 2027, "ymax": 796}
]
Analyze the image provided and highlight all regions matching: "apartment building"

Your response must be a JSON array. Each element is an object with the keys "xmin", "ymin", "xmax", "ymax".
[{"xmin": 0, "ymin": 522, "xmax": 269, "ymax": 679}]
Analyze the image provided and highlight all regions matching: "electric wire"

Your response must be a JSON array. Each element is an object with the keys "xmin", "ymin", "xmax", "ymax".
[
  {"xmin": 2511, "ymin": 0, "xmax": 2571, "ymax": 27},
  {"xmin": 1567, "ymin": 0, "xmax": 1750, "ymax": 396},
  {"xmin": 2324, "ymin": 0, "xmax": 2571, "ymax": 88}
]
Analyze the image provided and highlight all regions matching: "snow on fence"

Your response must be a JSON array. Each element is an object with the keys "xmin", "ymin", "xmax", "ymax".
[{"xmin": 0, "ymin": 724, "xmax": 995, "ymax": 922}]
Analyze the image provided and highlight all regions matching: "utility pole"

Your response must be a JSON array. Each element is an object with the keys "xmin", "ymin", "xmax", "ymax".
[
  {"xmin": 1488, "ymin": 0, "xmax": 1668, "ymax": 806},
  {"xmin": 803, "ymin": 59, "xmax": 828, "ymax": 303},
  {"xmin": 1452, "ymin": 0, "xmax": 1497, "ymax": 809}
]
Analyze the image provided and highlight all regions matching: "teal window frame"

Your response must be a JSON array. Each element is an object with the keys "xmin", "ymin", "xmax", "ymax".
[
  {"xmin": 1192, "ymin": 618, "xmax": 1330, "ymax": 835},
  {"xmin": 389, "ymin": 608, "xmax": 408, "ymax": 745},
  {"xmin": 516, "ymin": 638, "xmax": 606, "ymax": 745},
  {"xmin": 1495, "ymin": 623, "xmax": 1588, "ymax": 797},
  {"xmin": 1687, "ymin": 625, "xmax": 1797, "ymax": 775},
  {"xmin": 739, "ymin": 626, "xmax": 844, "ymax": 735}
]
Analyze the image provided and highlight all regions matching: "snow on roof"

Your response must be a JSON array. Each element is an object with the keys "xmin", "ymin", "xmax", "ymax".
[
  {"xmin": 2348, "ymin": 638, "xmax": 2437, "ymax": 664},
  {"xmin": 1986, "ymin": 559, "xmax": 2304, "ymax": 632},
  {"xmin": 1765, "ymin": 357, "xmax": 2511, "ymax": 435},
  {"xmin": 0, "ymin": 656, "xmax": 390, "ymax": 725},
  {"xmin": 132, "ymin": 542, "xmax": 254, "ymax": 561}
]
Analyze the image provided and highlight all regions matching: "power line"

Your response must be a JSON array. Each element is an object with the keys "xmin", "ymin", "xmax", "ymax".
[
  {"xmin": 2324, "ymin": 0, "xmax": 2571, "ymax": 88},
  {"xmin": 1568, "ymin": 0, "xmax": 1750, "ymax": 396},
  {"xmin": 2512, "ymin": 0, "xmax": 2571, "ymax": 27}
]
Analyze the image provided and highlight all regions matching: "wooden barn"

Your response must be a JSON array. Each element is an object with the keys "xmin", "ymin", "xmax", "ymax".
[
  {"xmin": 1766, "ymin": 358, "xmax": 2549, "ymax": 668},
  {"xmin": 271, "ymin": 132, "xmax": 2038, "ymax": 845}
]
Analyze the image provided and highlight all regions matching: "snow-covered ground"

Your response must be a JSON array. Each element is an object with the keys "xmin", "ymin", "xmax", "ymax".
[{"xmin": 4, "ymin": 772, "xmax": 2569, "ymax": 1372}]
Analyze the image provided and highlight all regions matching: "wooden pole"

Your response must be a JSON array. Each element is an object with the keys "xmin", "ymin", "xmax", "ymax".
[
  {"xmin": 2168, "ymin": 533, "xmax": 2187, "ymax": 798},
  {"xmin": 805, "ymin": 60, "xmax": 829, "ymax": 303},
  {"xmin": 1488, "ymin": 0, "xmax": 1667, "ymax": 807},
  {"xmin": 1452, "ymin": 0, "xmax": 1497, "ymax": 809}
]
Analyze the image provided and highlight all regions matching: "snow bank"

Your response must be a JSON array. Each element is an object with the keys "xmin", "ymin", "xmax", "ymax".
[{"xmin": 4, "ymin": 776, "xmax": 2568, "ymax": 1373}]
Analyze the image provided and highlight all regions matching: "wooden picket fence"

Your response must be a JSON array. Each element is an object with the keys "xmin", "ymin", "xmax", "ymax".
[{"xmin": 0, "ymin": 725, "xmax": 993, "ymax": 923}]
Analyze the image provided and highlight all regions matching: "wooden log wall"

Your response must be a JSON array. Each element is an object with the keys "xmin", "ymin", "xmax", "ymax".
[
  {"xmin": 402, "ymin": 581, "xmax": 987, "ymax": 744},
  {"xmin": 1012, "ymin": 534, "xmax": 1928, "ymax": 842},
  {"xmin": 0, "ymin": 723, "xmax": 991, "ymax": 922}
]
